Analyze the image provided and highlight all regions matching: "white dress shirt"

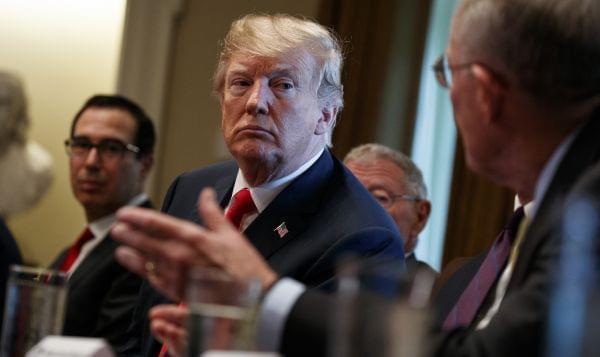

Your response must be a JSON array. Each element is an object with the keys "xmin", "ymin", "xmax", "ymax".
[{"xmin": 225, "ymin": 149, "xmax": 324, "ymax": 231}]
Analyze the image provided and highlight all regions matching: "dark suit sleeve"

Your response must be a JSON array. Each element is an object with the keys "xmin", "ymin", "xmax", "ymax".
[
  {"xmin": 93, "ymin": 267, "xmax": 144, "ymax": 348},
  {"xmin": 114, "ymin": 181, "xmax": 182, "ymax": 356},
  {"xmin": 302, "ymin": 226, "xmax": 405, "ymax": 291},
  {"xmin": 281, "ymin": 229, "xmax": 558, "ymax": 357},
  {"xmin": 429, "ymin": 233, "xmax": 558, "ymax": 357}
]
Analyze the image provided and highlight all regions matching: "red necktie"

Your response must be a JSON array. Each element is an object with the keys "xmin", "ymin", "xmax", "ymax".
[
  {"xmin": 225, "ymin": 188, "xmax": 257, "ymax": 230},
  {"xmin": 59, "ymin": 227, "xmax": 94, "ymax": 272},
  {"xmin": 443, "ymin": 206, "xmax": 525, "ymax": 330},
  {"xmin": 158, "ymin": 189, "xmax": 257, "ymax": 356}
]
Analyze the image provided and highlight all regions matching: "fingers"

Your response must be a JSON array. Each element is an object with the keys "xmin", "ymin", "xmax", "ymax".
[
  {"xmin": 150, "ymin": 305, "xmax": 188, "ymax": 357},
  {"xmin": 115, "ymin": 206, "xmax": 207, "ymax": 245},
  {"xmin": 114, "ymin": 246, "xmax": 147, "ymax": 277},
  {"xmin": 112, "ymin": 221, "xmax": 174, "ymax": 259},
  {"xmin": 197, "ymin": 188, "xmax": 232, "ymax": 232},
  {"xmin": 149, "ymin": 304, "xmax": 189, "ymax": 324}
]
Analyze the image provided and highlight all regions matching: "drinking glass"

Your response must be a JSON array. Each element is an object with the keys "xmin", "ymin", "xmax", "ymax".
[
  {"xmin": 329, "ymin": 258, "xmax": 434, "ymax": 357},
  {"xmin": 0, "ymin": 265, "xmax": 67, "ymax": 357},
  {"xmin": 186, "ymin": 268, "xmax": 261, "ymax": 357}
]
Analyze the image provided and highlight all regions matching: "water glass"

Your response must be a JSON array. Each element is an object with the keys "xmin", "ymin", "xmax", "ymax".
[
  {"xmin": 0, "ymin": 265, "xmax": 67, "ymax": 357},
  {"xmin": 186, "ymin": 268, "xmax": 261, "ymax": 357}
]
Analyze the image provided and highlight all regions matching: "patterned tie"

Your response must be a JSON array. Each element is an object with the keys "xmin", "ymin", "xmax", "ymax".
[
  {"xmin": 225, "ymin": 188, "xmax": 257, "ymax": 230},
  {"xmin": 158, "ymin": 188, "xmax": 257, "ymax": 356},
  {"xmin": 443, "ymin": 206, "xmax": 525, "ymax": 330},
  {"xmin": 59, "ymin": 227, "xmax": 94, "ymax": 272}
]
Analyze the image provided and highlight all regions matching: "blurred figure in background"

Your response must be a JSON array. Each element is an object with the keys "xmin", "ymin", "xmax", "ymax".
[
  {"xmin": 344, "ymin": 143, "xmax": 435, "ymax": 275},
  {"xmin": 0, "ymin": 71, "xmax": 54, "ymax": 332}
]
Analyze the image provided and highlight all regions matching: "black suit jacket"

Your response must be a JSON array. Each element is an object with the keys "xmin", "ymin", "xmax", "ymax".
[
  {"xmin": 50, "ymin": 200, "xmax": 150, "ymax": 348},
  {"xmin": 282, "ymin": 115, "xmax": 600, "ymax": 357},
  {"xmin": 117, "ymin": 150, "xmax": 404, "ymax": 356}
]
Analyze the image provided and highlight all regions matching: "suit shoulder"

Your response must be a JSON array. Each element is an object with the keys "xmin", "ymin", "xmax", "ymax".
[{"xmin": 177, "ymin": 160, "xmax": 237, "ymax": 183}]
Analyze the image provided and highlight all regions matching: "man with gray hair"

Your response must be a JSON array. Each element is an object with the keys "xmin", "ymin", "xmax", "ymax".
[
  {"xmin": 113, "ymin": 14, "xmax": 403, "ymax": 356},
  {"xmin": 271, "ymin": 0, "xmax": 600, "ymax": 355},
  {"xmin": 344, "ymin": 143, "xmax": 434, "ymax": 275}
]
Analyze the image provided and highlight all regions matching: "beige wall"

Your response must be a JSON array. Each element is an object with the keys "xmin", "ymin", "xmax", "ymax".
[
  {"xmin": 154, "ymin": 0, "xmax": 321, "ymax": 200},
  {"xmin": 0, "ymin": 0, "xmax": 126, "ymax": 266}
]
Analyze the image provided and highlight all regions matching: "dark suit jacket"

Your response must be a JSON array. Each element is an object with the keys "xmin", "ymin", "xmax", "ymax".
[
  {"xmin": 117, "ymin": 150, "xmax": 404, "ymax": 356},
  {"xmin": 405, "ymin": 253, "xmax": 437, "ymax": 278},
  {"xmin": 0, "ymin": 218, "xmax": 23, "ymax": 335},
  {"xmin": 50, "ymin": 200, "xmax": 150, "ymax": 348},
  {"xmin": 282, "ymin": 114, "xmax": 600, "ymax": 357}
]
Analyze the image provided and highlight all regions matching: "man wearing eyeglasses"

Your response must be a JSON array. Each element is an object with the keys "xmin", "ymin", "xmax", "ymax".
[
  {"xmin": 344, "ymin": 143, "xmax": 434, "ymax": 275},
  {"xmin": 50, "ymin": 95, "xmax": 155, "ymax": 348}
]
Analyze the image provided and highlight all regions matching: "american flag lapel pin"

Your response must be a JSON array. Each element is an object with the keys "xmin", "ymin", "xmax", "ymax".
[{"xmin": 274, "ymin": 222, "xmax": 289, "ymax": 238}]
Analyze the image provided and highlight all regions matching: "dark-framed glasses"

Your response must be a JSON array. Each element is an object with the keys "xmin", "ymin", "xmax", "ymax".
[
  {"xmin": 370, "ymin": 190, "xmax": 421, "ymax": 208},
  {"xmin": 64, "ymin": 137, "xmax": 140, "ymax": 161},
  {"xmin": 432, "ymin": 54, "xmax": 472, "ymax": 88}
]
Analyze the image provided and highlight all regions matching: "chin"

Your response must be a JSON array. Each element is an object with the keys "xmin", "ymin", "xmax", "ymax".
[{"xmin": 230, "ymin": 142, "xmax": 277, "ymax": 163}]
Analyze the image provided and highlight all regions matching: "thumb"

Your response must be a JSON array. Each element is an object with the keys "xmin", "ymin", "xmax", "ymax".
[{"xmin": 197, "ymin": 187, "xmax": 231, "ymax": 232}]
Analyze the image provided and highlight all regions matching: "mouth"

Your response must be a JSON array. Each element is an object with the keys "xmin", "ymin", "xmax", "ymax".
[
  {"xmin": 77, "ymin": 179, "xmax": 104, "ymax": 192},
  {"xmin": 235, "ymin": 125, "xmax": 274, "ymax": 138}
]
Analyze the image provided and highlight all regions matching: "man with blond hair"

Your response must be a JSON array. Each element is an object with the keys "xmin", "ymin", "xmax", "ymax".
[{"xmin": 114, "ymin": 14, "xmax": 403, "ymax": 356}]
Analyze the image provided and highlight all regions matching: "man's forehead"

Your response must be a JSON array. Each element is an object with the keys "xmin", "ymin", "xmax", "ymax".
[
  {"xmin": 74, "ymin": 108, "xmax": 136, "ymax": 138},
  {"xmin": 226, "ymin": 51, "xmax": 316, "ymax": 77}
]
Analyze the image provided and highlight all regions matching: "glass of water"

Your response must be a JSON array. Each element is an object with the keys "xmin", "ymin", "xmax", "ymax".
[
  {"xmin": 186, "ymin": 267, "xmax": 261, "ymax": 357},
  {"xmin": 0, "ymin": 265, "xmax": 67, "ymax": 357}
]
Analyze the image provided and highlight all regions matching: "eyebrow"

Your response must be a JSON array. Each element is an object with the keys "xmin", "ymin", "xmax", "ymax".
[{"xmin": 226, "ymin": 63, "xmax": 303, "ymax": 83}]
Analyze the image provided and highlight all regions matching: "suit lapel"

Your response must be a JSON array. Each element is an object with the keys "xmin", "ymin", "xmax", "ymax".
[
  {"xmin": 244, "ymin": 150, "xmax": 334, "ymax": 259},
  {"xmin": 64, "ymin": 199, "xmax": 154, "ymax": 289},
  {"xmin": 511, "ymin": 115, "xmax": 600, "ymax": 286},
  {"xmin": 67, "ymin": 237, "xmax": 116, "ymax": 290}
]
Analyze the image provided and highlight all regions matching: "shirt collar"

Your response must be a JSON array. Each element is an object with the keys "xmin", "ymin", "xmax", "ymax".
[
  {"xmin": 514, "ymin": 195, "xmax": 534, "ymax": 219},
  {"xmin": 230, "ymin": 149, "xmax": 324, "ymax": 213},
  {"xmin": 87, "ymin": 193, "xmax": 148, "ymax": 239}
]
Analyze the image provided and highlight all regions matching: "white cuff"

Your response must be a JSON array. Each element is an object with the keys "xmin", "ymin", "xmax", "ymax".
[{"xmin": 256, "ymin": 278, "xmax": 306, "ymax": 351}]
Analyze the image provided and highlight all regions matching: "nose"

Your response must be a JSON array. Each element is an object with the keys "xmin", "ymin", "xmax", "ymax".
[
  {"xmin": 83, "ymin": 147, "xmax": 101, "ymax": 168},
  {"xmin": 245, "ymin": 80, "xmax": 270, "ymax": 116}
]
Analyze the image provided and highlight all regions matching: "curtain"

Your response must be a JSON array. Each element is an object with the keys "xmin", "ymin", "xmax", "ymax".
[{"xmin": 319, "ymin": 0, "xmax": 432, "ymax": 157}]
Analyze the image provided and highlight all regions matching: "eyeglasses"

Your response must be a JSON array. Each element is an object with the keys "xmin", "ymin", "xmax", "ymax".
[
  {"xmin": 370, "ymin": 190, "xmax": 421, "ymax": 208},
  {"xmin": 65, "ymin": 137, "xmax": 140, "ymax": 161},
  {"xmin": 432, "ymin": 54, "xmax": 472, "ymax": 88}
]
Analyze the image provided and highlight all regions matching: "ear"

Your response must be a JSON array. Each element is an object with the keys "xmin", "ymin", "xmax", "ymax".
[
  {"xmin": 471, "ymin": 64, "xmax": 507, "ymax": 123},
  {"xmin": 139, "ymin": 154, "xmax": 154, "ymax": 178},
  {"xmin": 411, "ymin": 199, "xmax": 431, "ymax": 236},
  {"xmin": 314, "ymin": 105, "xmax": 338, "ymax": 135}
]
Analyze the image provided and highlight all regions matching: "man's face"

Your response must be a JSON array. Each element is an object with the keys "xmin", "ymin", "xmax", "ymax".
[
  {"xmin": 220, "ymin": 50, "xmax": 329, "ymax": 181},
  {"xmin": 346, "ymin": 159, "xmax": 430, "ymax": 253},
  {"xmin": 69, "ymin": 108, "xmax": 149, "ymax": 221},
  {"xmin": 447, "ymin": 22, "xmax": 504, "ymax": 177}
]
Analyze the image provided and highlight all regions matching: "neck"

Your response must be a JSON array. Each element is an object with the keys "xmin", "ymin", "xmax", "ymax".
[
  {"xmin": 238, "ymin": 146, "xmax": 324, "ymax": 187},
  {"xmin": 84, "ymin": 192, "xmax": 143, "ymax": 223},
  {"xmin": 498, "ymin": 99, "xmax": 588, "ymax": 200}
]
